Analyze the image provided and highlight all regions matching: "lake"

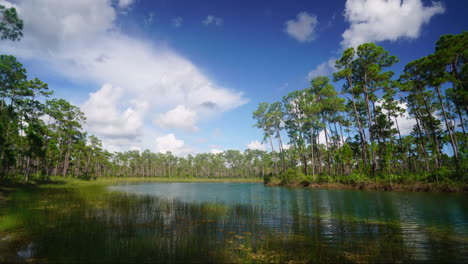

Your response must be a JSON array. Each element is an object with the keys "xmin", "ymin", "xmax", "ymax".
[{"xmin": 1, "ymin": 182, "xmax": 467, "ymax": 263}]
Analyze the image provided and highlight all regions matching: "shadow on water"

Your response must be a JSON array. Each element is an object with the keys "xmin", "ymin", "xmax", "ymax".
[{"xmin": 0, "ymin": 183, "xmax": 466, "ymax": 263}]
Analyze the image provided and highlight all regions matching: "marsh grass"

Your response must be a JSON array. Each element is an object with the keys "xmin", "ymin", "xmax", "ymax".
[
  {"xmin": 39, "ymin": 176, "xmax": 262, "ymax": 188},
  {"xmin": 0, "ymin": 181, "xmax": 466, "ymax": 263}
]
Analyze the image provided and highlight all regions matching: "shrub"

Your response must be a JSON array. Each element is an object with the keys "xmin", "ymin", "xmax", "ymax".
[
  {"xmin": 428, "ymin": 166, "xmax": 456, "ymax": 183},
  {"xmin": 263, "ymin": 173, "xmax": 274, "ymax": 184},
  {"xmin": 279, "ymin": 168, "xmax": 303, "ymax": 185},
  {"xmin": 346, "ymin": 172, "xmax": 367, "ymax": 184},
  {"xmin": 317, "ymin": 174, "xmax": 334, "ymax": 183}
]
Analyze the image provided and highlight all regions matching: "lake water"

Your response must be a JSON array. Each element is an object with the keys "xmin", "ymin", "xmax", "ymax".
[{"xmin": 1, "ymin": 182, "xmax": 467, "ymax": 263}]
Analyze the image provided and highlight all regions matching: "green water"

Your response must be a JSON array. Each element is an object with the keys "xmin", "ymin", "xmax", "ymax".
[{"xmin": 0, "ymin": 183, "xmax": 466, "ymax": 263}]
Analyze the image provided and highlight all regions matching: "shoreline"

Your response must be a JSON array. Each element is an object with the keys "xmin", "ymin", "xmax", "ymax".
[
  {"xmin": 265, "ymin": 181, "xmax": 468, "ymax": 193},
  {"xmin": 1, "ymin": 176, "xmax": 263, "ymax": 189},
  {"xmin": 2, "ymin": 177, "xmax": 467, "ymax": 194}
]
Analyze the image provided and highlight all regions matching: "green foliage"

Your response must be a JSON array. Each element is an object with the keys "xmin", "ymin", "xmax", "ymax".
[
  {"xmin": 345, "ymin": 172, "xmax": 368, "ymax": 184},
  {"xmin": 0, "ymin": 5, "xmax": 23, "ymax": 41},
  {"xmin": 0, "ymin": 21, "xmax": 466, "ymax": 189},
  {"xmin": 279, "ymin": 168, "xmax": 304, "ymax": 185},
  {"xmin": 263, "ymin": 173, "xmax": 273, "ymax": 184},
  {"xmin": 317, "ymin": 174, "xmax": 334, "ymax": 183},
  {"xmin": 428, "ymin": 167, "xmax": 458, "ymax": 183}
]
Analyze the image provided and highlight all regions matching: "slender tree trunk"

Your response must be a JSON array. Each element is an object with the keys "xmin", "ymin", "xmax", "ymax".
[
  {"xmin": 421, "ymin": 96, "xmax": 443, "ymax": 165},
  {"xmin": 302, "ymin": 154, "xmax": 308, "ymax": 175},
  {"xmin": 317, "ymin": 138, "xmax": 323, "ymax": 175},
  {"xmin": 310, "ymin": 129, "xmax": 315, "ymax": 176},
  {"xmin": 363, "ymin": 75, "xmax": 378, "ymax": 173},
  {"xmin": 348, "ymin": 93, "xmax": 368, "ymax": 164},
  {"xmin": 276, "ymin": 129, "xmax": 286, "ymax": 172},
  {"xmin": 322, "ymin": 119, "xmax": 332, "ymax": 176},
  {"xmin": 415, "ymin": 116, "xmax": 430, "ymax": 172},
  {"xmin": 436, "ymin": 85, "xmax": 460, "ymax": 168},
  {"xmin": 62, "ymin": 141, "xmax": 71, "ymax": 177},
  {"xmin": 269, "ymin": 137, "xmax": 278, "ymax": 176}
]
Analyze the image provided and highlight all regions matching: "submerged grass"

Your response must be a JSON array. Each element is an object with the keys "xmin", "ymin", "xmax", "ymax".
[{"xmin": 0, "ymin": 177, "xmax": 467, "ymax": 263}]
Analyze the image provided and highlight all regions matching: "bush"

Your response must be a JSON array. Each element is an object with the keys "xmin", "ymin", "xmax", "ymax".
[
  {"xmin": 317, "ymin": 174, "xmax": 334, "ymax": 183},
  {"xmin": 279, "ymin": 168, "xmax": 303, "ymax": 185},
  {"xmin": 30, "ymin": 172, "xmax": 50, "ymax": 182},
  {"xmin": 263, "ymin": 173, "xmax": 274, "ymax": 184},
  {"xmin": 345, "ymin": 172, "xmax": 367, "ymax": 184},
  {"xmin": 428, "ymin": 167, "xmax": 456, "ymax": 183}
]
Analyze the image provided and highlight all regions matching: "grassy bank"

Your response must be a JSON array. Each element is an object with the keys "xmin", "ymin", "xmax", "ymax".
[
  {"xmin": 1, "ymin": 176, "xmax": 262, "ymax": 189},
  {"xmin": 0, "ymin": 176, "xmax": 262, "ymax": 203},
  {"xmin": 266, "ymin": 180, "xmax": 468, "ymax": 192},
  {"xmin": 44, "ymin": 176, "xmax": 262, "ymax": 187},
  {"xmin": 264, "ymin": 168, "xmax": 468, "ymax": 193}
]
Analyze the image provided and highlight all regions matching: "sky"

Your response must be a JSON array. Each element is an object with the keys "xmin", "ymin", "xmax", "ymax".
[{"xmin": 0, "ymin": 0, "xmax": 466, "ymax": 156}]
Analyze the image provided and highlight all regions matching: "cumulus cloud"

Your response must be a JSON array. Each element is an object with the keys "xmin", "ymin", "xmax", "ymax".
[
  {"xmin": 341, "ymin": 0, "xmax": 445, "ymax": 48},
  {"xmin": 378, "ymin": 102, "xmax": 417, "ymax": 136},
  {"xmin": 210, "ymin": 148, "xmax": 223, "ymax": 154},
  {"xmin": 155, "ymin": 133, "xmax": 193, "ymax": 156},
  {"xmin": 0, "ymin": 0, "xmax": 247, "ymax": 152},
  {"xmin": 284, "ymin": 12, "xmax": 318, "ymax": 43},
  {"xmin": 172, "ymin": 17, "xmax": 183, "ymax": 27},
  {"xmin": 203, "ymin": 15, "xmax": 223, "ymax": 26},
  {"xmin": 82, "ymin": 83, "xmax": 147, "ymax": 138},
  {"xmin": 5, "ymin": 0, "xmax": 116, "ymax": 53},
  {"xmin": 307, "ymin": 58, "xmax": 337, "ymax": 80},
  {"xmin": 247, "ymin": 140, "xmax": 266, "ymax": 151},
  {"xmin": 155, "ymin": 105, "xmax": 199, "ymax": 132}
]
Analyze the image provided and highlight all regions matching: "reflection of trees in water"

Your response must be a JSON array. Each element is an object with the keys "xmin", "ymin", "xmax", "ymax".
[{"xmin": 3, "ymin": 187, "xmax": 467, "ymax": 263}]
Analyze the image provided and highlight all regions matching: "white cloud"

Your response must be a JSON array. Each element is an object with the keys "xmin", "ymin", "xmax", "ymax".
[
  {"xmin": 317, "ymin": 130, "xmax": 327, "ymax": 146},
  {"xmin": 397, "ymin": 115, "xmax": 417, "ymax": 136},
  {"xmin": 375, "ymin": 101, "xmax": 417, "ymax": 136},
  {"xmin": 389, "ymin": 103, "xmax": 417, "ymax": 136},
  {"xmin": 284, "ymin": 12, "xmax": 318, "ymax": 43},
  {"xmin": 118, "ymin": 0, "xmax": 134, "ymax": 9},
  {"xmin": 5, "ymin": 0, "xmax": 116, "ymax": 53},
  {"xmin": 81, "ymin": 83, "xmax": 147, "ymax": 138},
  {"xmin": 172, "ymin": 17, "xmax": 183, "ymax": 27},
  {"xmin": 307, "ymin": 58, "xmax": 337, "ymax": 80},
  {"xmin": 203, "ymin": 15, "xmax": 223, "ymax": 26},
  {"xmin": 155, "ymin": 105, "xmax": 199, "ymax": 132},
  {"xmin": 155, "ymin": 133, "xmax": 193, "ymax": 156},
  {"xmin": 0, "ymin": 0, "xmax": 247, "ymax": 152},
  {"xmin": 210, "ymin": 148, "xmax": 223, "ymax": 154},
  {"xmin": 101, "ymin": 137, "xmax": 142, "ymax": 153},
  {"xmin": 247, "ymin": 140, "xmax": 266, "ymax": 151},
  {"xmin": 341, "ymin": 0, "xmax": 445, "ymax": 48},
  {"xmin": 0, "ymin": 0, "xmax": 16, "ymax": 9}
]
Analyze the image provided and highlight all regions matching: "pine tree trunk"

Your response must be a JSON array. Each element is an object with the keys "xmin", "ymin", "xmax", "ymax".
[{"xmin": 436, "ymin": 85, "xmax": 460, "ymax": 168}]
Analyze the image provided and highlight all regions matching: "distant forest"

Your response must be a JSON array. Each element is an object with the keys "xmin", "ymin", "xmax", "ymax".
[{"xmin": 0, "ymin": 4, "xmax": 466, "ymax": 183}]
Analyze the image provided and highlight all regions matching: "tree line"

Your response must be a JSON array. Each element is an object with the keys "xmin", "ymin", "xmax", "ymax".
[{"xmin": 254, "ymin": 32, "xmax": 467, "ymax": 183}]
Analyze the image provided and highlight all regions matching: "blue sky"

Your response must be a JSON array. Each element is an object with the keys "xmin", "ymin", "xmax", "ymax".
[{"xmin": 0, "ymin": 0, "xmax": 466, "ymax": 155}]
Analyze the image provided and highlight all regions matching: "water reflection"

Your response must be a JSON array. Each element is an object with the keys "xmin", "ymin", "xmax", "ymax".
[{"xmin": 0, "ymin": 183, "xmax": 466, "ymax": 263}]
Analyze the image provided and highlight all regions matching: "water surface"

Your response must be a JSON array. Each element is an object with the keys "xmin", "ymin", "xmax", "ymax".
[{"xmin": 1, "ymin": 182, "xmax": 466, "ymax": 263}]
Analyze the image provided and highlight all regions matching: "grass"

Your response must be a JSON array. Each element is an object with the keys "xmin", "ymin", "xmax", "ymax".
[{"xmin": 39, "ymin": 176, "xmax": 262, "ymax": 188}]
